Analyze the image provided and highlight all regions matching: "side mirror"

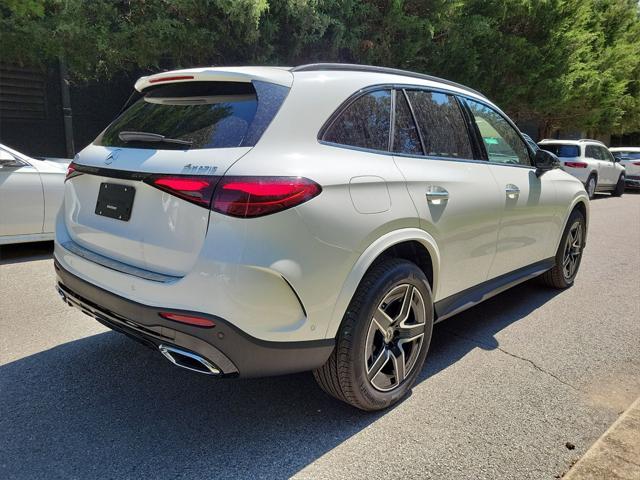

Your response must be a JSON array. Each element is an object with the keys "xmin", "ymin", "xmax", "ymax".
[
  {"xmin": 534, "ymin": 148, "xmax": 560, "ymax": 176},
  {"xmin": 612, "ymin": 154, "xmax": 621, "ymax": 162}
]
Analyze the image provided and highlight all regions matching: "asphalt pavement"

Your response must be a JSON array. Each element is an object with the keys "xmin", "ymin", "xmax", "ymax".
[{"xmin": 1, "ymin": 192, "xmax": 639, "ymax": 479}]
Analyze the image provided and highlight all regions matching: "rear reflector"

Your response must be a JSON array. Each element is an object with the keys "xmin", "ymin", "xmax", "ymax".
[
  {"xmin": 159, "ymin": 312, "xmax": 216, "ymax": 328},
  {"xmin": 144, "ymin": 175, "xmax": 219, "ymax": 207},
  {"xmin": 211, "ymin": 176, "xmax": 322, "ymax": 218},
  {"xmin": 148, "ymin": 75, "xmax": 195, "ymax": 84},
  {"xmin": 564, "ymin": 162, "xmax": 588, "ymax": 168}
]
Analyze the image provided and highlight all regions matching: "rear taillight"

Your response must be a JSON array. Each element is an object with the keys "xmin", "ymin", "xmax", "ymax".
[
  {"xmin": 144, "ymin": 174, "xmax": 321, "ymax": 217},
  {"xmin": 564, "ymin": 161, "xmax": 588, "ymax": 168},
  {"xmin": 144, "ymin": 175, "xmax": 219, "ymax": 208},
  {"xmin": 633, "ymin": 162, "xmax": 640, "ymax": 166},
  {"xmin": 211, "ymin": 176, "xmax": 322, "ymax": 218}
]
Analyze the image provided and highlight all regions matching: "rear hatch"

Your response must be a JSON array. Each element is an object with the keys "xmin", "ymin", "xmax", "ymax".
[
  {"xmin": 64, "ymin": 73, "xmax": 290, "ymax": 276},
  {"xmin": 539, "ymin": 143, "xmax": 582, "ymax": 167}
]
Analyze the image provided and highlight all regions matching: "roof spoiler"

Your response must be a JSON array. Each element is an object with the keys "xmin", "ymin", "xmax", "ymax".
[{"xmin": 135, "ymin": 67, "xmax": 294, "ymax": 92}]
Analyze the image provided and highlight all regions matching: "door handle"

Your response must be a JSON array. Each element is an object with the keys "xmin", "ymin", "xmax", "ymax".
[
  {"xmin": 426, "ymin": 186, "xmax": 449, "ymax": 203},
  {"xmin": 505, "ymin": 184, "xmax": 520, "ymax": 197}
]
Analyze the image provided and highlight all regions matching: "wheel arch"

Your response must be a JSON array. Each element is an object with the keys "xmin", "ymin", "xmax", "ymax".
[
  {"xmin": 555, "ymin": 195, "xmax": 589, "ymax": 252},
  {"xmin": 324, "ymin": 228, "xmax": 440, "ymax": 339}
]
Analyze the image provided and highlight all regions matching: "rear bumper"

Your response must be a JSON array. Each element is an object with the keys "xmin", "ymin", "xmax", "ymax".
[{"xmin": 54, "ymin": 259, "xmax": 334, "ymax": 377}]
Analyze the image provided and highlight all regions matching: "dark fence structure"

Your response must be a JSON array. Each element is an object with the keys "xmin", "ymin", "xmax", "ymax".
[{"xmin": 0, "ymin": 62, "xmax": 135, "ymax": 158}]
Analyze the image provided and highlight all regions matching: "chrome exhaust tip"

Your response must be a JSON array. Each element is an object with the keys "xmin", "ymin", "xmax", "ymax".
[{"xmin": 158, "ymin": 345, "xmax": 221, "ymax": 375}]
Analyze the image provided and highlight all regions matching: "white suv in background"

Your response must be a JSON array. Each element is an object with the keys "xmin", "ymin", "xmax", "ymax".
[
  {"xmin": 55, "ymin": 64, "xmax": 589, "ymax": 410},
  {"xmin": 538, "ymin": 139, "xmax": 625, "ymax": 199},
  {"xmin": 610, "ymin": 147, "xmax": 640, "ymax": 189}
]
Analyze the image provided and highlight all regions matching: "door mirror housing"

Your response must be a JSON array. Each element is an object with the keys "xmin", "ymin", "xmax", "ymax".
[
  {"xmin": 612, "ymin": 153, "xmax": 622, "ymax": 162},
  {"xmin": 534, "ymin": 148, "xmax": 560, "ymax": 176}
]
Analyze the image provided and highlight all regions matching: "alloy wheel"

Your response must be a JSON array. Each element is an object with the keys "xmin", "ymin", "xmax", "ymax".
[
  {"xmin": 587, "ymin": 177, "xmax": 596, "ymax": 198},
  {"xmin": 562, "ymin": 221, "xmax": 583, "ymax": 280},
  {"xmin": 364, "ymin": 284, "xmax": 427, "ymax": 392}
]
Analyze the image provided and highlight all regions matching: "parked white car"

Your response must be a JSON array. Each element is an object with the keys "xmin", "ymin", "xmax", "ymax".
[
  {"xmin": 538, "ymin": 139, "xmax": 625, "ymax": 199},
  {"xmin": 609, "ymin": 147, "xmax": 640, "ymax": 189},
  {"xmin": 54, "ymin": 64, "xmax": 589, "ymax": 410},
  {"xmin": 0, "ymin": 143, "xmax": 69, "ymax": 245}
]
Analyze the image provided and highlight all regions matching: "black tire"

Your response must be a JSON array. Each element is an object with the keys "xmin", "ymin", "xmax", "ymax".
[
  {"xmin": 612, "ymin": 175, "xmax": 625, "ymax": 197},
  {"xmin": 585, "ymin": 174, "xmax": 597, "ymax": 200},
  {"xmin": 541, "ymin": 209, "xmax": 586, "ymax": 289},
  {"xmin": 313, "ymin": 258, "xmax": 433, "ymax": 411}
]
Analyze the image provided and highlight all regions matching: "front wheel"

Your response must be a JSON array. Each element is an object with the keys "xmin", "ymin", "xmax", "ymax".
[
  {"xmin": 541, "ymin": 209, "xmax": 586, "ymax": 289},
  {"xmin": 612, "ymin": 175, "xmax": 625, "ymax": 197},
  {"xmin": 313, "ymin": 258, "xmax": 433, "ymax": 411}
]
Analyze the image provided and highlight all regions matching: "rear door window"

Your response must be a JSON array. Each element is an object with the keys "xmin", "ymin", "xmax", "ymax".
[
  {"xmin": 98, "ymin": 80, "xmax": 288, "ymax": 150},
  {"xmin": 585, "ymin": 145, "xmax": 599, "ymax": 159},
  {"xmin": 323, "ymin": 90, "xmax": 392, "ymax": 151},
  {"xmin": 405, "ymin": 90, "xmax": 473, "ymax": 159}
]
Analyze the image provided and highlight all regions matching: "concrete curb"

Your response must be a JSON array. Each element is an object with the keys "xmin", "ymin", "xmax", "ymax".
[{"xmin": 563, "ymin": 396, "xmax": 640, "ymax": 479}]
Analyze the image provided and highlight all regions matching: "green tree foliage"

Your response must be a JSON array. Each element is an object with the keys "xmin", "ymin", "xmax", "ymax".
[{"xmin": 1, "ymin": 0, "xmax": 639, "ymax": 134}]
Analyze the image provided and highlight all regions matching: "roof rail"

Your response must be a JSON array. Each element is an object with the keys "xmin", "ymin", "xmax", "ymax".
[
  {"xmin": 291, "ymin": 63, "xmax": 487, "ymax": 99},
  {"xmin": 577, "ymin": 138, "xmax": 606, "ymax": 145}
]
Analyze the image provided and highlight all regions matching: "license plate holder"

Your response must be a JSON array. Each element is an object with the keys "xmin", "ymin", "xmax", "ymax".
[{"xmin": 95, "ymin": 183, "xmax": 135, "ymax": 221}]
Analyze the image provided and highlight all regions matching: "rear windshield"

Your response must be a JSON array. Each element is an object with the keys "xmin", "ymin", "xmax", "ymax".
[
  {"xmin": 540, "ymin": 144, "xmax": 580, "ymax": 157},
  {"xmin": 613, "ymin": 151, "xmax": 640, "ymax": 160},
  {"xmin": 97, "ymin": 80, "xmax": 288, "ymax": 149}
]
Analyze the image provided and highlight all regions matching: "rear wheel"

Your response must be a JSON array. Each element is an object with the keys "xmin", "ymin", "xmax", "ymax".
[
  {"xmin": 612, "ymin": 175, "xmax": 625, "ymax": 197},
  {"xmin": 585, "ymin": 175, "xmax": 597, "ymax": 199},
  {"xmin": 314, "ymin": 258, "xmax": 433, "ymax": 411},
  {"xmin": 541, "ymin": 209, "xmax": 586, "ymax": 289}
]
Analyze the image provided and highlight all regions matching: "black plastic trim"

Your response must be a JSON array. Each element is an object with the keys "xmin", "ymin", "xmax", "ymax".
[
  {"xmin": 434, "ymin": 258, "xmax": 555, "ymax": 322},
  {"xmin": 72, "ymin": 163, "xmax": 154, "ymax": 181},
  {"xmin": 54, "ymin": 259, "xmax": 335, "ymax": 377}
]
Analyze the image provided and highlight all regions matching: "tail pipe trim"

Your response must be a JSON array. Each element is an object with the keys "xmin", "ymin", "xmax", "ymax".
[{"xmin": 158, "ymin": 345, "xmax": 221, "ymax": 375}]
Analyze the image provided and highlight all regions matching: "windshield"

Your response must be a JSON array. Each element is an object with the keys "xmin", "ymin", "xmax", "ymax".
[
  {"xmin": 540, "ymin": 144, "xmax": 580, "ymax": 158},
  {"xmin": 97, "ymin": 80, "xmax": 288, "ymax": 150}
]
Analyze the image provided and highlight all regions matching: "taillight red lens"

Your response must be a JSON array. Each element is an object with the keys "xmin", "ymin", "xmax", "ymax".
[
  {"xmin": 564, "ymin": 162, "xmax": 588, "ymax": 168},
  {"xmin": 65, "ymin": 162, "xmax": 77, "ymax": 181},
  {"xmin": 144, "ymin": 175, "xmax": 219, "ymax": 207},
  {"xmin": 159, "ymin": 312, "xmax": 215, "ymax": 328},
  {"xmin": 633, "ymin": 162, "xmax": 640, "ymax": 166},
  {"xmin": 211, "ymin": 176, "xmax": 321, "ymax": 218},
  {"xmin": 148, "ymin": 75, "xmax": 195, "ymax": 84}
]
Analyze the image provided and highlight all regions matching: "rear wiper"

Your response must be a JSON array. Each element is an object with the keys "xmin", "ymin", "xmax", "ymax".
[{"xmin": 118, "ymin": 131, "xmax": 192, "ymax": 146}]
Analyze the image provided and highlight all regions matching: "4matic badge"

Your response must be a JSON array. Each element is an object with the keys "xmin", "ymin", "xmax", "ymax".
[{"xmin": 181, "ymin": 164, "xmax": 218, "ymax": 175}]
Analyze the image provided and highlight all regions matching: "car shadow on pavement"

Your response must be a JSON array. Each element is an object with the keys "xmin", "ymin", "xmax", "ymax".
[
  {"xmin": 0, "ymin": 279, "xmax": 561, "ymax": 479},
  {"xmin": 0, "ymin": 241, "xmax": 54, "ymax": 265},
  {"xmin": 421, "ymin": 280, "xmax": 562, "ymax": 383}
]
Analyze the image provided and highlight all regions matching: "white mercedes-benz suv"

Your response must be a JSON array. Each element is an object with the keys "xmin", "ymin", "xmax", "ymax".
[
  {"xmin": 538, "ymin": 139, "xmax": 626, "ymax": 199},
  {"xmin": 55, "ymin": 64, "xmax": 589, "ymax": 410},
  {"xmin": 610, "ymin": 147, "xmax": 640, "ymax": 189}
]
